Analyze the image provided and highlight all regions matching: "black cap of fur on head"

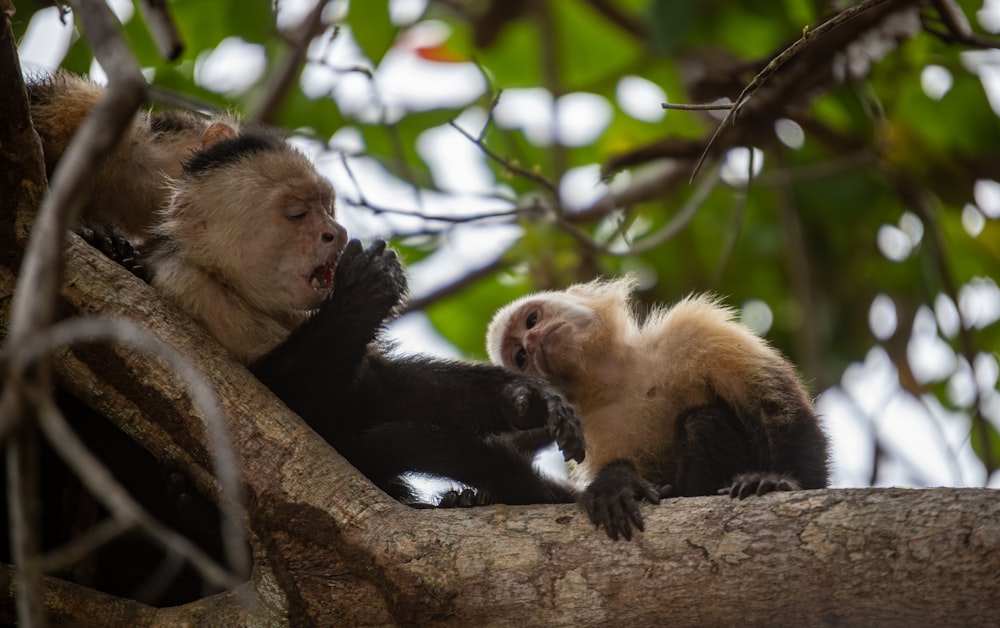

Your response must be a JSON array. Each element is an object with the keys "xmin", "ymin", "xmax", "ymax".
[{"xmin": 183, "ymin": 131, "xmax": 286, "ymax": 177}]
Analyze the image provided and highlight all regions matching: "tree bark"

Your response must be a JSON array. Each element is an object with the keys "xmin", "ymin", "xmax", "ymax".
[{"xmin": 0, "ymin": 235, "xmax": 997, "ymax": 626}]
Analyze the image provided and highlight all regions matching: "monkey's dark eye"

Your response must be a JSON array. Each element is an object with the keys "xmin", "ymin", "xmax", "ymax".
[
  {"xmin": 514, "ymin": 348, "xmax": 527, "ymax": 369},
  {"xmin": 525, "ymin": 311, "xmax": 539, "ymax": 329}
]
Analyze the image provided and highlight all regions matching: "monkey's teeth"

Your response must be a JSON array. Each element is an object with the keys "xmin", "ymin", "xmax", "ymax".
[{"xmin": 309, "ymin": 263, "xmax": 335, "ymax": 292}]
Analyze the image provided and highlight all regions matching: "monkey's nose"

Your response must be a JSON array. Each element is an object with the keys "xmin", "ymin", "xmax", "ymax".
[{"xmin": 323, "ymin": 222, "xmax": 348, "ymax": 247}]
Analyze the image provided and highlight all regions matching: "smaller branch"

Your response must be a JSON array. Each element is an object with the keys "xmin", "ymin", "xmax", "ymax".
[
  {"xmin": 661, "ymin": 101, "xmax": 735, "ymax": 111},
  {"xmin": 582, "ymin": 0, "xmax": 650, "ymax": 41},
  {"xmin": 924, "ymin": 0, "xmax": 1000, "ymax": 48},
  {"xmin": 136, "ymin": 0, "xmax": 184, "ymax": 60},
  {"xmin": 6, "ymin": 427, "xmax": 43, "ymax": 627},
  {"xmin": 690, "ymin": 0, "xmax": 898, "ymax": 181},
  {"xmin": 251, "ymin": 0, "xmax": 332, "ymax": 124},
  {"xmin": 38, "ymin": 518, "xmax": 132, "ymax": 574},
  {"xmin": 449, "ymin": 120, "xmax": 558, "ymax": 196},
  {"xmin": 344, "ymin": 194, "xmax": 522, "ymax": 224},
  {"xmin": 401, "ymin": 257, "xmax": 505, "ymax": 313},
  {"xmin": 6, "ymin": 316, "xmax": 252, "ymax": 581}
]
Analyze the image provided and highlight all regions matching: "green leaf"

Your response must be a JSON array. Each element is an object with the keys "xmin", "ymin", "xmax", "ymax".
[{"xmin": 346, "ymin": 2, "xmax": 398, "ymax": 65}]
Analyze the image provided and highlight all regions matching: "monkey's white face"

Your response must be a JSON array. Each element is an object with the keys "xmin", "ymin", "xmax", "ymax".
[
  {"xmin": 180, "ymin": 153, "xmax": 348, "ymax": 317},
  {"xmin": 493, "ymin": 295, "xmax": 600, "ymax": 394},
  {"xmin": 239, "ymin": 177, "xmax": 346, "ymax": 315}
]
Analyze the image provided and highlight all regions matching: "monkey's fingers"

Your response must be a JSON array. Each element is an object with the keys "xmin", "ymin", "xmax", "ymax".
[
  {"xmin": 342, "ymin": 238, "xmax": 364, "ymax": 259},
  {"xmin": 366, "ymin": 238, "xmax": 387, "ymax": 255},
  {"xmin": 438, "ymin": 488, "xmax": 494, "ymax": 508},
  {"xmin": 540, "ymin": 390, "xmax": 585, "ymax": 463},
  {"xmin": 723, "ymin": 472, "xmax": 802, "ymax": 499}
]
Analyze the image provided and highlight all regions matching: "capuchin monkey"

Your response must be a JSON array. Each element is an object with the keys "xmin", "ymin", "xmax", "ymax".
[
  {"xmin": 487, "ymin": 277, "xmax": 829, "ymax": 540},
  {"xmin": 79, "ymin": 131, "xmax": 585, "ymax": 507},
  {"xmin": 28, "ymin": 70, "xmax": 239, "ymax": 239}
]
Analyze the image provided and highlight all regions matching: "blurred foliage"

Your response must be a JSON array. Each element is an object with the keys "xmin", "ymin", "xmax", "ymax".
[{"xmin": 14, "ymin": 0, "xmax": 1000, "ymax": 484}]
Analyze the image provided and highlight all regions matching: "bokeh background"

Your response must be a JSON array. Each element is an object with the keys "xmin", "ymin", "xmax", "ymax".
[{"xmin": 15, "ymin": 0, "xmax": 1000, "ymax": 489}]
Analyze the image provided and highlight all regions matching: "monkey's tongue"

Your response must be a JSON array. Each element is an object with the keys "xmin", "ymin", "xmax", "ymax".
[{"xmin": 309, "ymin": 263, "xmax": 335, "ymax": 291}]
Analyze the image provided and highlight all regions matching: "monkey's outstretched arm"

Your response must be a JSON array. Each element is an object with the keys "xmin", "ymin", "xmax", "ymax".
[
  {"xmin": 346, "ymin": 419, "xmax": 578, "ymax": 506},
  {"xmin": 252, "ymin": 239, "xmax": 406, "ymax": 419},
  {"xmin": 353, "ymin": 355, "xmax": 585, "ymax": 464}
]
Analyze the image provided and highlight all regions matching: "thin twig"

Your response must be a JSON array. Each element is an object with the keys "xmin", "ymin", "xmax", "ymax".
[
  {"xmin": 38, "ymin": 518, "xmax": 133, "ymax": 574},
  {"xmin": 401, "ymin": 256, "xmax": 506, "ymax": 313},
  {"xmin": 690, "ymin": 0, "xmax": 899, "ymax": 181},
  {"xmin": 33, "ymin": 393, "xmax": 242, "ymax": 592},
  {"xmin": 251, "ymin": 0, "xmax": 331, "ymax": 123},
  {"xmin": 136, "ymin": 0, "xmax": 184, "ymax": 60},
  {"xmin": 901, "ymin": 181, "xmax": 995, "ymax": 474},
  {"xmin": 448, "ymin": 120, "xmax": 558, "ymax": 195},
  {"xmin": 661, "ymin": 102, "xmax": 735, "ymax": 111},
  {"xmin": 925, "ymin": 0, "xmax": 1000, "ymax": 48}
]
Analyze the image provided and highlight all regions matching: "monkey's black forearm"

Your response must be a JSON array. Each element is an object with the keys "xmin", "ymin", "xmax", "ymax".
[
  {"xmin": 252, "ymin": 239, "xmax": 406, "ymax": 416},
  {"xmin": 350, "ymin": 355, "xmax": 585, "ymax": 464},
  {"xmin": 355, "ymin": 355, "xmax": 560, "ymax": 432},
  {"xmin": 346, "ymin": 421, "xmax": 577, "ymax": 506}
]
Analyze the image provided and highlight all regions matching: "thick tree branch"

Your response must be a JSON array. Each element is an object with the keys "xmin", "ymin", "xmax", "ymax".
[{"xmin": 2, "ymin": 237, "xmax": 998, "ymax": 625}]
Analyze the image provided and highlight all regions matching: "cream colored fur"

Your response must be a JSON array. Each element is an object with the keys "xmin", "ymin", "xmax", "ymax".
[{"xmin": 487, "ymin": 277, "xmax": 810, "ymax": 484}]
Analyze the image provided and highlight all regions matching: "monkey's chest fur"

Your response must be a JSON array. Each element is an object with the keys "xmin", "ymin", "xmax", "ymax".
[{"xmin": 570, "ymin": 376, "xmax": 711, "ymax": 485}]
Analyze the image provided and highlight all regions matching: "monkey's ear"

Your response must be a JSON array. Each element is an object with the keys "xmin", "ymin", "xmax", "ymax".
[{"xmin": 201, "ymin": 121, "xmax": 238, "ymax": 147}]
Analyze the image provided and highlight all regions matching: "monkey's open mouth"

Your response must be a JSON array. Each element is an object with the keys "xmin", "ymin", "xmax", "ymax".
[{"xmin": 309, "ymin": 262, "xmax": 335, "ymax": 292}]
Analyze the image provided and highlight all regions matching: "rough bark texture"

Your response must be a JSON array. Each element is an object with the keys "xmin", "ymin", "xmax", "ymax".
[{"xmin": 0, "ymin": 234, "xmax": 998, "ymax": 627}]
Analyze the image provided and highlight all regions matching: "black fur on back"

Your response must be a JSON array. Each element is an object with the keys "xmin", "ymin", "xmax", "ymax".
[{"xmin": 182, "ymin": 130, "xmax": 284, "ymax": 177}]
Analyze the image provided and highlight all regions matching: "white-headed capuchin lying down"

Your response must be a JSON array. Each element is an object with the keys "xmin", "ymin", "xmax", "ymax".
[{"xmin": 487, "ymin": 277, "xmax": 829, "ymax": 539}]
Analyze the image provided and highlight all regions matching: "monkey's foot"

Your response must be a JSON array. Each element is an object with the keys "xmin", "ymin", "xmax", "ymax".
[{"xmin": 721, "ymin": 472, "xmax": 802, "ymax": 499}]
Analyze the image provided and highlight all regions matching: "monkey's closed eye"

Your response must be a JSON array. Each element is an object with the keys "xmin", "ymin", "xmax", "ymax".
[
  {"xmin": 514, "ymin": 348, "xmax": 527, "ymax": 369},
  {"xmin": 526, "ymin": 311, "xmax": 539, "ymax": 329},
  {"xmin": 285, "ymin": 207, "xmax": 308, "ymax": 221}
]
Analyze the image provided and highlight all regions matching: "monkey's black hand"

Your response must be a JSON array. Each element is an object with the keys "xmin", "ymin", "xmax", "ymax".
[
  {"xmin": 581, "ymin": 460, "xmax": 667, "ymax": 541},
  {"xmin": 437, "ymin": 487, "xmax": 494, "ymax": 508},
  {"xmin": 75, "ymin": 220, "xmax": 148, "ymax": 281},
  {"xmin": 503, "ymin": 379, "xmax": 585, "ymax": 464},
  {"xmin": 324, "ymin": 238, "xmax": 407, "ymax": 326},
  {"xmin": 721, "ymin": 472, "xmax": 802, "ymax": 499}
]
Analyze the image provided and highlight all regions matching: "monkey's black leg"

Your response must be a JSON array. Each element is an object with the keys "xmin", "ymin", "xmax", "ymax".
[{"xmin": 670, "ymin": 402, "xmax": 759, "ymax": 497}]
